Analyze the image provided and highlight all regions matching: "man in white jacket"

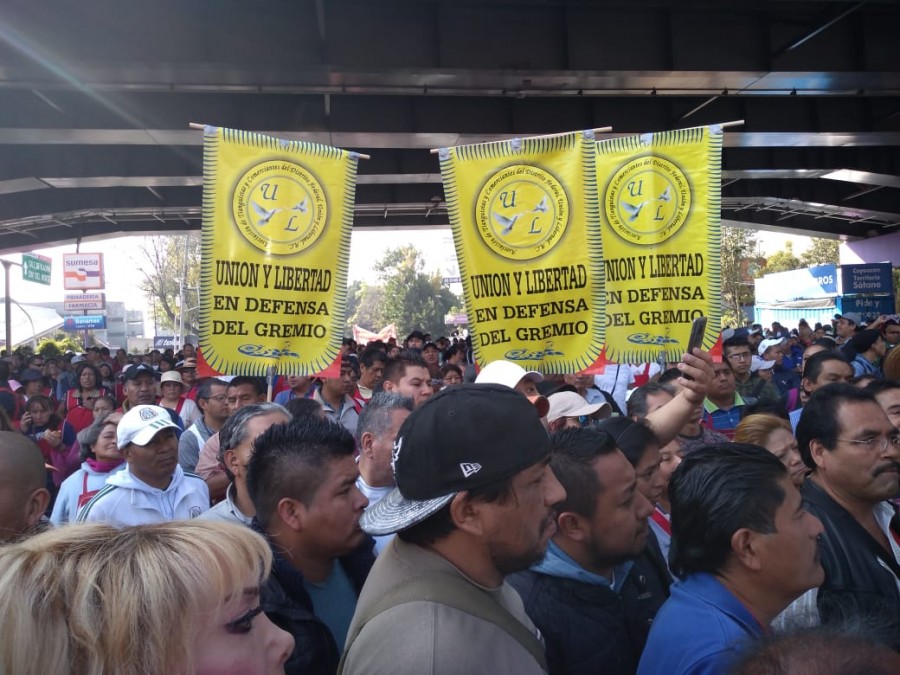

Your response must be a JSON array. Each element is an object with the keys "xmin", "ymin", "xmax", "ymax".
[{"xmin": 78, "ymin": 405, "xmax": 209, "ymax": 526}]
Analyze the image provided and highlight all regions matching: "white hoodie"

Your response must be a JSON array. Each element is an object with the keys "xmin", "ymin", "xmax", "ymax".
[
  {"xmin": 76, "ymin": 465, "xmax": 209, "ymax": 527},
  {"xmin": 50, "ymin": 461, "xmax": 126, "ymax": 526}
]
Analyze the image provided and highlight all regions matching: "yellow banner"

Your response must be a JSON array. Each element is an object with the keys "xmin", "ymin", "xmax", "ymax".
[
  {"xmin": 595, "ymin": 126, "xmax": 722, "ymax": 364},
  {"xmin": 199, "ymin": 127, "xmax": 357, "ymax": 375},
  {"xmin": 439, "ymin": 131, "xmax": 603, "ymax": 372}
]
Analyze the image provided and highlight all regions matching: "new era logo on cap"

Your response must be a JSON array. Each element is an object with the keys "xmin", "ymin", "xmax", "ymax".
[
  {"xmin": 391, "ymin": 437, "xmax": 403, "ymax": 475},
  {"xmin": 360, "ymin": 384, "xmax": 552, "ymax": 537},
  {"xmin": 460, "ymin": 462, "xmax": 482, "ymax": 478}
]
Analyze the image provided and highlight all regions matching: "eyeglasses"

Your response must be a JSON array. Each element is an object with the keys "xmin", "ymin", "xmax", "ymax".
[
  {"xmin": 206, "ymin": 394, "xmax": 228, "ymax": 402},
  {"xmin": 836, "ymin": 435, "xmax": 900, "ymax": 451}
]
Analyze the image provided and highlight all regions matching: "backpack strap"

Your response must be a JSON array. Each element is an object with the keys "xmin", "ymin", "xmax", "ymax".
[{"xmin": 338, "ymin": 572, "xmax": 547, "ymax": 674}]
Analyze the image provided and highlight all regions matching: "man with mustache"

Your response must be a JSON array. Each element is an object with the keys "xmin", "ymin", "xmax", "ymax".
[
  {"xmin": 792, "ymin": 384, "xmax": 900, "ymax": 650},
  {"xmin": 78, "ymin": 405, "xmax": 209, "ymax": 526},
  {"xmin": 340, "ymin": 384, "xmax": 566, "ymax": 674}
]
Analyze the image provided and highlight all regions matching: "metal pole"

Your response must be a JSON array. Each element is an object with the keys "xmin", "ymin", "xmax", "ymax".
[
  {"xmin": 179, "ymin": 233, "xmax": 189, "ymax": 350},
  {"xmin": 75, "ymin": 238, "xmax": 88, "ymax": 350},
  {"xmin": 2, "ymin": 261, "xmax": 11, "ymax": 354},
  {"xmin": 178, "ymin": 278, "xmax": 184, "ymax": 351}
]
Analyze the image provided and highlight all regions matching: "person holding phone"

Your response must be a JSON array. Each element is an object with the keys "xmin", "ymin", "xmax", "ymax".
[{"xmin": 20, "ymin": 394, "xmax": 79, "ymax": 490}]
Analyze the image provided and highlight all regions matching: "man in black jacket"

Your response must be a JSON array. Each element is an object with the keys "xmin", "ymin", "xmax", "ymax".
[
  {"xmin": 509, "ymin": 426, "xmax": 668, "ymax": 675},
  {"xmin": 247, "ymin": 416, "xmax": 375, "ymax": 675},
  {"xmin": 792, "ymin": 384, "xmax": 900, "ymax": 650}
]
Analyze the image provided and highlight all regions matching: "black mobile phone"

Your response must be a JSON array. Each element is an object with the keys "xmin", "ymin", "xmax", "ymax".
[{"xmin": 686, "ymin": 316, "xmax": 708, "ymax": 354}]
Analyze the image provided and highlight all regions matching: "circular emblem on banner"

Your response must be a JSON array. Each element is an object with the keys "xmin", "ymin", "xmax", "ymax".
[
  {"xmin": 232, "ymin": 161, "xmax": 327, "ymax": 255},
  {"xmin": 604, "ymin": 155, "xmax": 691, "ymax": 245},
  {"xmin": 475, "ymin": 165, "xmax": 569, "ymax": 261}
]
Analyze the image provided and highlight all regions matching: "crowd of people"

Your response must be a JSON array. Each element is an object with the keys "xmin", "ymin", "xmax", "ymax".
[{"xmin": 0, "ymin": 316, "xmax": 899, "ymax": 674}]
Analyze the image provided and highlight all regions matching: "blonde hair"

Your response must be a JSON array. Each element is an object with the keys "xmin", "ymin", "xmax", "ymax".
[
  {"xmin": 882, "ymin": 344, "xmax": 900, "ymax": 380},
  {"xmin": 0, "ymin": 520, "xmax": 272, "ymax": 675},
  {"xmin": 734, "ymin": 413, "xmax": 792, "ymax": 448}
]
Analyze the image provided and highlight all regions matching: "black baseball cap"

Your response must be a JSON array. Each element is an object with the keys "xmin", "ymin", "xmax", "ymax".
[
  {"xmin": 361, "ymin": 383, "xmax": 550, "ymax": 536},
  {"xmin": 848, "ymin": 329, "xmax": 882, "ymax": 353},
  {"xmin": 406, "ymin": 330, "xmax": 426, "ymax": 342},
  {"xmin": 19, "ymin": 368, "xmax": 44, "ymax": 383},
  {"xmin": 123, "ymin": 363, "xmax": 157, "ymax": 381}
]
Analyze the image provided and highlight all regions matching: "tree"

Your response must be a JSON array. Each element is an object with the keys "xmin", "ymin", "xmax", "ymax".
[
  {"xmin": 345, "ymin": 280, "xmax": 386, "ymax": 335},
  {"xmin": 134, "ymin": 235, "xmax": 201, "ymax": 336},
  {"xmin": 799, "ymin": 238, "xmax": 840, "ymax": 268},
  {"xmin": 374, "ymin": 245, "xmax": 458, "ymax": 337},
  {"xmin": 763, "ymin": 241, "xmax": 802, "ymax": 274},
  {"xmin": 720, "ymin": 226, "xmax": 761, "ymax": 328},
  {"xmin": 37, "ymin": 333, "xmax": 84, "ymax": 356}
]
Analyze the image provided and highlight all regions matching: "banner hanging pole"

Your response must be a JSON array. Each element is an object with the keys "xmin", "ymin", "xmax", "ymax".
[
  {"xmin": 187, "ymin": 123, "xmax": 371, "ymax": 159},
  {"xmin": 429, "ymin": 126, "xmax": 614, "ymax": 154}
]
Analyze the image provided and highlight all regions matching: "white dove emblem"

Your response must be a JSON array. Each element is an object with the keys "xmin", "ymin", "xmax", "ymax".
[
  {"xmin": 251, "ymin": 201, "xmax": 282, "ymax": 226},
  {"xmin": 657, "ymin": 187, "xmax": 672, "ymax": 202},
  {"xmin": 621, "ymin": 201, "xmax": 647, "ymax": 222},
  {"xmin": 532, "ymin": 196, "xmax": 548, "ymax": 213},
  {"xmin": 493, "ymin": 212, "xmax": 520, "ymax": 235},
  {"xmin": 292, "ymin": 198, "xmax": 309, "ymax": 213}
]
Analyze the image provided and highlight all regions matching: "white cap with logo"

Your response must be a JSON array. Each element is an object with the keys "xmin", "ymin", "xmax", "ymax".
[{"xmin": 117, "ymin": 405, "xmax": 180, "ymax": 449}]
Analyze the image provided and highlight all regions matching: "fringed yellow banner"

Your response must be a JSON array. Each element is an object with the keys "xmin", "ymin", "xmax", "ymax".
[
  {"xmin": 594, "ymin": 126, "xmax": 722, "ymax": 364},
  {"xmin": 439, "ymin": 131, "xmax": 603, "ymax": 372},
  {"xmin": 199, "ymin": 126, "xmax": 357, "ymax": 375}
]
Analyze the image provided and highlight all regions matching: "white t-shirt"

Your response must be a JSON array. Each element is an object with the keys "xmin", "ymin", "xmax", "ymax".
[
  {"xmin": 594, "ymin": 365, "xmax": 636, "ymax": 413},
  {"xmin": 356, "ymin": 475, "xmax": 395, "ymax": 555}
]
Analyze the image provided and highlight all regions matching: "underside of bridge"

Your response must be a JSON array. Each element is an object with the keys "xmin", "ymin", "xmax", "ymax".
[{"xmin": 0, "ymin": 0, "xmax": 899, "ymax": 250}]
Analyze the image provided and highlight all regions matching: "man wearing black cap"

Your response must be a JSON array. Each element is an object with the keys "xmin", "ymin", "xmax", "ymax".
[
  {"xmin": 120, "ymin": 363, "xmax": 182, "ymax": 428},
  {"xmin": 404, "ymin": 330, "xmax": 425, "ymax": 350},
  {"xmin": 847, "ymin": 329, "xmax": 886, "ymax": 378},
  {"xmin": 120, "ymin": 363, "xmax": 159, "ymax": 412},
  {"xmin": 340, "ymin": 384, "xmax": 566, "ymax": 674}
]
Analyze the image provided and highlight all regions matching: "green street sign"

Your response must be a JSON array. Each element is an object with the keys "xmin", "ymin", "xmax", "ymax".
[{"xmin": 22, "ymin": 253, "xmax": 52, "ymax": 285}]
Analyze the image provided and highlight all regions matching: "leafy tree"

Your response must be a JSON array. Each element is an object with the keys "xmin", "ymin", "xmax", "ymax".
[
  {"xmin": 37, "ymin": 333, "xmax": 84, "ymax": 356},
  {"xmin": 720, "ymin": 226, "xmax": 760, "ymax": 328},
  {"xmin": 799, "ymin": 238, "xmax": 840, "ymax": 268},
  {"xmin": 763, "ymin": 241, "xmax": 802, "ymax": 274},
  {"xmin": 345, "ymin": 280, "xmax": 386, "ymax": 335},
  {"xmin": 135, "ymin": 235, "xmax": 201, "ymax": 335},
  {"xmin": 374, "ymin": 245, "xmax": 458, "ymax": 337}
]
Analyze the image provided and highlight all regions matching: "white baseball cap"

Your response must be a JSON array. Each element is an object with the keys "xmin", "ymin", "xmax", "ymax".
[
  {"xmin": 117, "ymin": 405, "xmax": 179, "ymax": 449},
  {"xmin": 475, "ymin": 360, "xmax": 543, "ymax": 388},
  {"xmin": 757, "ymin": 337, "xmax": 785, "ymax": 356},
  {"xmin": 750, "ymin": 356, "xmax": 776, "ymax": 373}
]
